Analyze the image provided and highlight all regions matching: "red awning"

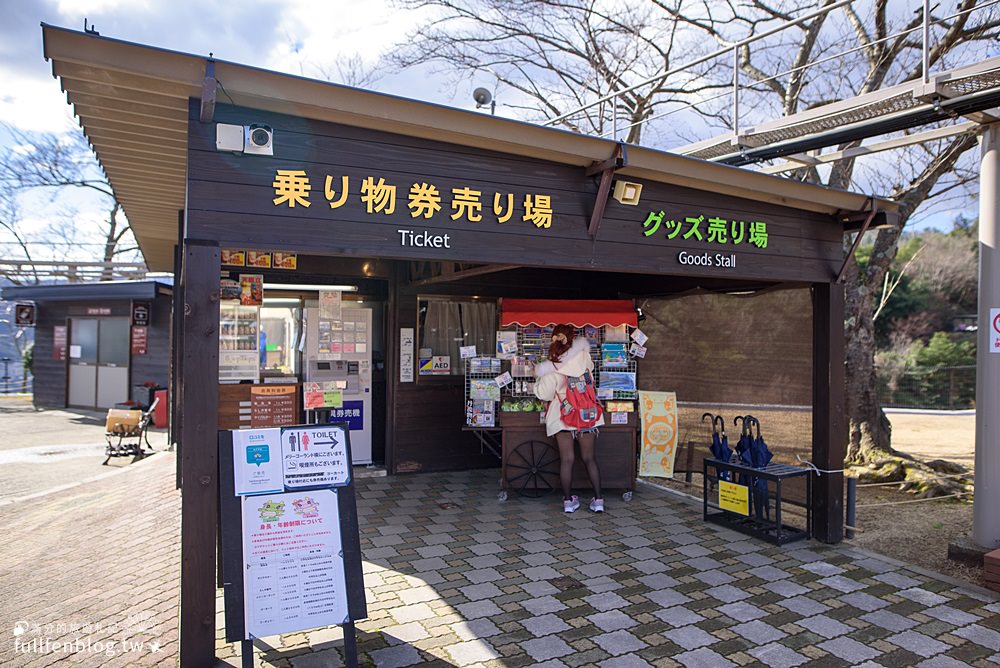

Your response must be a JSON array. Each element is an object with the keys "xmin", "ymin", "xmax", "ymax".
[{"xmin": 500, "ymin": 299, "xmax": 637, "ymax": 328}]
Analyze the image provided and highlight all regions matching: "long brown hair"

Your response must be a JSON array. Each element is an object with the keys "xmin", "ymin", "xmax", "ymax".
[{"xmin": 548, "ymin": 324, "xmax": 575, "ymax": 362}]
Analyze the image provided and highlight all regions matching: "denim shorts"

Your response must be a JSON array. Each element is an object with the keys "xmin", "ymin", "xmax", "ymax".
[{"xmin": 571, "ymin": 427, "xmax": 600, "ymax": 437}]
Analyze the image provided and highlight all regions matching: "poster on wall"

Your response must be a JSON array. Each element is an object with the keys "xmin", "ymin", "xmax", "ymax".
[
  {"xmin": 246, "ymin": 250, "xmax": 272, "ymax": 269},
  {"xmin": 239, "ymin": 274, "xmax": 264, "ymax": 306},
  {"xmin": 272, "ymin": 252, "xmax": 297, "ymax": 270},
  {"xmin": 638, "ymin": 390, "xmax": 679, "ymax": 478},
  {"xmin": 400, "ymin": 328, "xmax": 414, "ymax": 382},
  {"xmin": 302, "ymin": 381, "xmax": 344, "ymax": 410},
  {"xmin": 221, "ymin": 249, "xmax": 246, "ymax": 266},
  {"xmin": 131, "ymin": 326, "xmax": 148, "ymax": 355},
  {"xmin": 319, "ymin": 290, "xmax": 342, "ymax": 321},
  {"xmin": 991, "ymin": 308, "xmax": 1000, "ymax": 353},
  {"xmin": 52, "ymin": 325, "xmax": 67, "ymax": 361}
]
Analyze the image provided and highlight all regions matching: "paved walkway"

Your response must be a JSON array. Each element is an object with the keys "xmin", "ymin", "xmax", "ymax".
[{"xmin": 2, "ymin": 452, "xmax": 998, "ymax": 667}]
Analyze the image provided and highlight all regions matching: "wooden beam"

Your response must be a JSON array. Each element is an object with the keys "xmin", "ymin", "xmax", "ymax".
[
  {"xmin": 200, "ymin": 59, "xmax": 216, "ymax": 124},
  {"xmin": 409, "ymin": 263, "xmax": 519, "ymax": 287},
  {"xmin": 586, "ymin": 142, "xmax": 627, "ymax": 239},
  {"xmin": 837, "ymin": 199, "xmax": 877, "ymax": 284},
  {"xmin": 179, "ymin": 239, "xmax": 220, "ymax": 667},
  {"xmin": 812, "ymin": 281, "xmax": 846, "ymax": 543}
]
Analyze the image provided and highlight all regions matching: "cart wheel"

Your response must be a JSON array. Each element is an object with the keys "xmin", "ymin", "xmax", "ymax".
[
  {"xmin": 497, "ymin": 490, "xmax": 508, "ymax": 502},
  {"xmin": 506, "ymin": 440, "xmax": 560, "ymax": 498},
  {"xmin": 622, "ymin": 491, "xmax": 633, "ymax": 502}
]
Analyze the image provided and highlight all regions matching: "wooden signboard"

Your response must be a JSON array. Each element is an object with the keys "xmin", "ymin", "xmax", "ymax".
[{"xmin": 219, "ymin": 425, "xmax": 367, "ymax": 666}]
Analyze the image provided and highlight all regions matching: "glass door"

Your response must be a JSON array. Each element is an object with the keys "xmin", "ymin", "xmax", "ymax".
[
  {"xmin": 68, "ymin": 319, "xmax": 98, "ymax": 408},
  {"xmin": 96, "ymin": 318, "xmax": 130, "ymax": 408}
]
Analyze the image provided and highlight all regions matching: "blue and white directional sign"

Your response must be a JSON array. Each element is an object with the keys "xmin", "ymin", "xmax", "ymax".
[{"xmin": 280, "ymin": 425, "xmax": 351, "ymax": 488}]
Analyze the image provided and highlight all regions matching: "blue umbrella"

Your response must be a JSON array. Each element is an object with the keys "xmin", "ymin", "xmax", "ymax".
[
  {"xmin": 733, "ymin": 416, "xmax": 756, "ymax": 516},
  {"xmin": 747, "ymin": 417, "xmax": 773, "ymax": 521},
  {"xmin": 702, "ymin": 413, "xmax": 731, "ymax": 480}
]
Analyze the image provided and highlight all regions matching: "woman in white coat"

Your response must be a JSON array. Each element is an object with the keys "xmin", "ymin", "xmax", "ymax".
[{"xmin": 533, "ymin": 324, "xmax": 604, "ymax": 513}]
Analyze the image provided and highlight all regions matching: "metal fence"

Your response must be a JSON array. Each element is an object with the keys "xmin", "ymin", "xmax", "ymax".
[{"xmin": 876, "ymin": 365, "xmax": 976, "ymax": 410}]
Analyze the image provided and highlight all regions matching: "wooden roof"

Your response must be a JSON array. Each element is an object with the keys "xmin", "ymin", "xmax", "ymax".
[{"xmin": 42, "ymin": 23, "xmax": 896, "ymax": 272}]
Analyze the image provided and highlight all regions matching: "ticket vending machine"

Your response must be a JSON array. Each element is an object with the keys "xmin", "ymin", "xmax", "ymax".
[{"xmin": 305, "ymin": 305, "xmax": 373, "ymax": 464}]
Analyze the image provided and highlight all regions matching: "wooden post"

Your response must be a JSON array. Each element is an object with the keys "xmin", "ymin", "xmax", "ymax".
[
  {"xmin": 179, "ymin": 240, "xmax": 221, "ymax": 666},
  {"xmin": 812, "ymin": 282, "xmax": 846, "ymax": 543}
]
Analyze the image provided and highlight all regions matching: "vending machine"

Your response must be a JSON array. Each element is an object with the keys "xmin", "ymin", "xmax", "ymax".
[{"xmin": 304, "ymin": 304, "xmax": 373, "ymax": 464}]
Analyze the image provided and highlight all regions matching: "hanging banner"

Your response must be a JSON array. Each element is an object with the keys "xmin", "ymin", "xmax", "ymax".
[{"xmin": 638, "ymin": 390, "xmax": 679, "ymax": 478}]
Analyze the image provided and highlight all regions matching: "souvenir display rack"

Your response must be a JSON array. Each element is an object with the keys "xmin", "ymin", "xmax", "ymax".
[
  {"xmin": 494, "ymin": 299, "xmax": 642, "ymax": 501},
  {"xmin": 464, "ymin": 357, "xmax": 502, "ymax": 427},
  {"xmin": 506, "ymin": 324, "xmax": 639, "ymax": 402}
]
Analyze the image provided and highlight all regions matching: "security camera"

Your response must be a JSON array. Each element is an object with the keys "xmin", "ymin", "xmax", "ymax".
[
  {"xmin": 472, "ymin": 87, "xmax": 492, "ymax": 108},
  {"xmin": 244, "ymin": 124, "xmax": 273, "ymax": 156}
]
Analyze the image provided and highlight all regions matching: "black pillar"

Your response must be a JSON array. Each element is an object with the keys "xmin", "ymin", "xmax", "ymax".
[
  {"xmin": 812, "ymin": 281, "xmax": 846, "ymax": 543},
  {"xmin": 179, "ymin": 240, "xmax": 220, "ymax": 667}
]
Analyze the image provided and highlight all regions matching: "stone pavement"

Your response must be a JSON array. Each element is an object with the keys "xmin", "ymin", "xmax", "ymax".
[
  {"xmin": 0, "ymin": 450, "xmax": 180, "ymax": 667},
  {"xmin": 2, "ymin": 450, "xmax": 998, "ymax": 668},
  {"xmin": 219, "ymin": 470, "xmax": 1000, "ymax": 668}
]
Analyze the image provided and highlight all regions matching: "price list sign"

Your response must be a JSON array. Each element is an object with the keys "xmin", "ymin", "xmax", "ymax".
[{"xmin": 250, "ymin": 385, "xmax": 297, "ymax": 427}]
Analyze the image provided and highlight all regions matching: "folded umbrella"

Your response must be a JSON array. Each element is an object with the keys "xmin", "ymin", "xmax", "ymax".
[
  {"xmin": 734, "ymin": 415, "xmax": 755, "ymax": 516},
  {"xmin": 748, "ymin": 417, "xmax": 773, "ymax": 521},
  {"xmin": 702, "ymin": 413, "xmax": 732, "ymax": 481}
]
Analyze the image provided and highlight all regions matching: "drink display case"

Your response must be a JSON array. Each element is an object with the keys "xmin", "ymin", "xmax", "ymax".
[{"xmin": 219, "ymin": 302, "xmax": 260, "ymax": 382}]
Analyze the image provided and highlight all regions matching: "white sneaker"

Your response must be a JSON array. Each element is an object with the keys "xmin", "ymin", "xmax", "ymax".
[
  {"xmin": 589, "ymin": 498, "xmax": 604, "ymax": 513},
  {"xmin": 563, "ymin": 495, "xmax": 580, "ymax": 513}
]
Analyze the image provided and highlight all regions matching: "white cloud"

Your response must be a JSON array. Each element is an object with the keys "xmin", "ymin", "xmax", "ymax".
[{"xmin": 0, "ymin": 67, "xmax": 77, "ymax": 133}]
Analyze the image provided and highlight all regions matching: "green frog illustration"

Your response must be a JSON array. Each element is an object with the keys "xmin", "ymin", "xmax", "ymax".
[{"xmin": 258, "ymin": 500, "xmax": 284, "ymax": 523}]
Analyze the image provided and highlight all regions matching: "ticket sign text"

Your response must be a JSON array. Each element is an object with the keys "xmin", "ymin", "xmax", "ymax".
[{"xmin": 719, "ymin": 480, "xmax": 750, "ymax": 516}]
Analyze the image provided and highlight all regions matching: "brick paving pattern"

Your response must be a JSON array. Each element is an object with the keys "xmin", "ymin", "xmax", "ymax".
[
  {"xmin": 1, "ymin": 457, "xmax": 997, "ymax": 667},
  {"xmin": 0, "ymin": 452, "xmax": 180, "ymax": 667}
]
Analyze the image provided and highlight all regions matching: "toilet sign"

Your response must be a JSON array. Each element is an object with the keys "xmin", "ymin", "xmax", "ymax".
[{"xmin": 991, "ymin": 308, "xmax": 1000, "ymax": 353}]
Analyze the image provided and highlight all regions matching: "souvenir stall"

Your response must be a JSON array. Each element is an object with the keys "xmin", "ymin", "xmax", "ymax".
[{"xmin": 486, "ymin": 299, "xmax": 643, "ymax": 501}]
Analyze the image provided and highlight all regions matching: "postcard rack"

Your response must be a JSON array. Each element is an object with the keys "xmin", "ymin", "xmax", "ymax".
[
  {"xmin": 464, "ymin": 357, "xmax": 502, "ymax": 427},
  {"xmin": 504, "ymin": 324, "xmax": 638, "ymax": 401}
]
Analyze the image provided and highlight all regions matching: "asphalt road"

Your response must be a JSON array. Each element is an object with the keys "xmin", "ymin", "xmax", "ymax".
[{"xmin": 0, "ymin": 396, "xmax": 170, "ymax": 503}]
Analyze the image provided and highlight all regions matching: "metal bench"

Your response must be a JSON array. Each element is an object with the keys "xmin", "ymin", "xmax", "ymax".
[{"xmin": 103, "ymin": 397, "xmax": 159, "ymax": 464}]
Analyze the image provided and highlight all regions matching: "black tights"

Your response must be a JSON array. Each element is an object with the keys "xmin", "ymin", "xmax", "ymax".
[{"xmin": 555, "ymin": 431, "xmax": 601, "ymax": 500}]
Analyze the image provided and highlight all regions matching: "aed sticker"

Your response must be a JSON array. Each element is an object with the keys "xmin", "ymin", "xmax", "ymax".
[{"xmin": 718, "ymin": 481, "xmax": 749, "ymax": 516}]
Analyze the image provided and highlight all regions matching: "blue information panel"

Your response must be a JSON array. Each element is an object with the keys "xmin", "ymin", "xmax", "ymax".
[{"xmin": 326, "ymin": 400, "xmax": 364, "ymax": 431}]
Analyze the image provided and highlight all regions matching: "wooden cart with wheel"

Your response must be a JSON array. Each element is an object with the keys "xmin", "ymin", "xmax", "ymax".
[{"xmin": 498, "ymin": 411, "xmax": 637, "ymax": 502}]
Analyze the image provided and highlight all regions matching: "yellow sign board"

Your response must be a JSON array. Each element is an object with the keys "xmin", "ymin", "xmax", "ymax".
[{"xmin": 719, "ymin": 481, "xmax": 750, "ymax": 516}]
